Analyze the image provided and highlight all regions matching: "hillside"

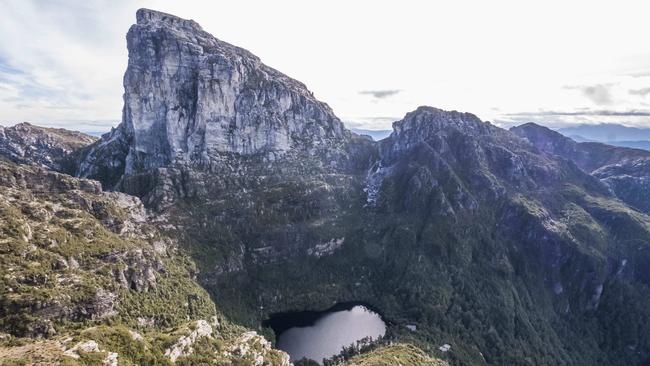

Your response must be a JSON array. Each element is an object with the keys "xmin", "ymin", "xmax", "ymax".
[
  {"xmin": 0, "ymin": 158, "xmax": 291, "ymax": 365},
  {"xmin": 1, "ymin": 7, "xmax": 649, "ymax": 366},
  {"xmin": 343, "ymin": 344, "xmax": 448, "ymax": 366},
  {"xmin": 511, "ymin": 122, "xmax": 650, "ymax": 215}
]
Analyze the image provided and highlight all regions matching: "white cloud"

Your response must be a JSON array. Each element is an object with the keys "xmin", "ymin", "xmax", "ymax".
[
  {"xmin": 0, "ymin": 0, "xmax": 132, "ymax": 131},
  {"xmin": 1, "ymin": 0, "xmax": 650, "ymax": 132}
]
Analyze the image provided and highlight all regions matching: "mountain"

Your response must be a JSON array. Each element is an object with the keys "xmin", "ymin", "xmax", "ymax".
[
  {"xmin": 0, "ymin": 158, "xmax": 292, "ymax": 365},
  {"xmin": 558, "ymin": 125, "xmax": 650, "ymax": 151},
  {"xmin": 3, "ymin": 8, "xmax": 650, "ymax": 366},
  {"xmin": 558, "ymin": 123, "xmax": 650, "ymax": 142},
  {"xmin": 0, "ymin": 122, "xmax": 96, "ymax": 171},
  {"xmin": 565, "ymin": 134, "xmax": 650, "ymax": 150},
  {"xmin": 70, "ymin": 10, "xmax": 650, "ymax": 365},
  {"xmin": 351, "ymin": 128, "xmax": 393, "ymax": 141},
  {"xmin": 76, "ymin": 8, "xmax": 359, "ymax": 192},
  {"xmin": 607, "ymin": 140, "xmax": 650, "ymax": 151},
  {"xmin": 575, "ymin": 138, "xmax": 650, "ymax": 151},
  {"xmin": 510, "ymin": 122, "xmax": 650, "ymax": 214},
  {"xmin": 0, "ymin": 9, "xmax": 440, "ymax": 366}
]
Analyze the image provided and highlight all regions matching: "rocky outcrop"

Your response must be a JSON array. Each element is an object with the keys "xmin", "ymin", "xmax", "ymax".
[
  {"xmin": 76, "ymin": 8, "xmax": 352, "ymax": 190},
  {"xmin": 63, "ymin": 339, "xmax": 118, "ymax": 365},
  {"xmin": 161, "ymin": 317, "xmax": 291, "ymax": 365},
  {"xmin": 164, "ymin": 319, "xmax": 214, "ymax": 362},
  {"xmin": 0, "ymin": 158, "xmax": 215, "ymax": 337},
  {"xmin": 592, "ymin": 159, "xmax": 650, "ymax": 214},
  {"xmin": 0, "ymin": 122, "xmax": 95, "ymax": 172},
  {"xmin": 226, "ymin": 331, "xmax": 291, "ymax": 366}
]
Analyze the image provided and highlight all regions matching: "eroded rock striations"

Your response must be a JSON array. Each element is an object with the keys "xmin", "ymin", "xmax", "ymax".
[{"xmin": 77, "ymin": 8, "xmax": 353, "ymax": 191}]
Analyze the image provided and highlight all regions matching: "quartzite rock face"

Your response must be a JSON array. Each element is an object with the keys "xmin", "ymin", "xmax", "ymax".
[{"xmin": 77, "ymin": 8, "xmax": 351, "ymax": 189}]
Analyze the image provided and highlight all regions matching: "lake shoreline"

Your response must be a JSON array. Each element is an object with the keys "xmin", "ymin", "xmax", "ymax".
[{"xmin": 263, "ymin": 301, "xmax": 387, "ymax": 335}]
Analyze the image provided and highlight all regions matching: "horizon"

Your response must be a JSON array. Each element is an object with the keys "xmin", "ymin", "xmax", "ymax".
[{"xmin": 1, "ymin": 1, "xmax": 650, "ymax": 133}]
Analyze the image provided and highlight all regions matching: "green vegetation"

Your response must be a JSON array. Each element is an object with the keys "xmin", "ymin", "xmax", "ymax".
[
  {"xmin": 343, "ymin": 344, "xmax": 447, "ymax": 366},
  {"xmin": 159, "ymin": 147, "xmax": 650, "ymax": 366},
  {"xmin": 0, "ymin": 162, "xmax": 215, "ymax": 337},
  {"xmin": 0, "ymin": 160, "xmax": 291, "ymax": 365},
  {"xmin": 3, "ymin": 116, "xmax": 650, "ymax": 365}
]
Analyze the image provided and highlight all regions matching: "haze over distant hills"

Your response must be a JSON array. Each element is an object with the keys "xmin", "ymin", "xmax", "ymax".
[
  {"xmin": 558, "ymin": 124, "xmax": 650, "ymax": 151},
  {"xmin": 355, "ymin": 123, "xmax": 650, "ymax": 150}
]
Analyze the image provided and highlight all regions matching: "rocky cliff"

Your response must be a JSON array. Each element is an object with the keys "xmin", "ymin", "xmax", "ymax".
[
  {"xmin": 0, "ymin": 122, "xmax": 95, "ymax": 172},
  {"xmin": 77, "ymin": 8, "xmax": 353, "ymax": 191}
]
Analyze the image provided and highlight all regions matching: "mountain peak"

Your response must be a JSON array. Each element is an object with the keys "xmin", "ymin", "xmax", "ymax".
[
  {"xmin": 391, "ymin": 106, "xmax": 490, "ymax": 142},
  {"xmin": 77, "ymin": 8, "xmax": 351, "ymax": 189},
  {"xmin": 403, "ymin": 105, "xmax": 482, "ymax": 122},
  {"xmin": 135, "ymin": 8, "xmax": 202, "ymax": 31},
  {"xmin": 510, "ymin": 122, "xmax": 569, "ymax": 143}
]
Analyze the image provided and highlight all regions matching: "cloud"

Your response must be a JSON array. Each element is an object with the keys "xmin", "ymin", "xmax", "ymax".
[
  {"xmin": 496, "ymin": 108, "xmax": 650, "ymax": 129},
  {"xmin": 0, "ymin": 59, "xmax": 78, "ymax": 105},
  {"xmin": 505, "ymin": 110, "xmax": 650, "ymax": 117},
  {"xmin": 359, "ymin": 89, "xmax": 401, "ymax": 99},
  {"xmin": 629, "ymin": 70, "xmax": 650, "ymax": 78},
  {"xmin": 564, "ymin": 84, "xmax": 614, "ymax": 105},
  {"xmin": 0, "ymin": 0, "xmax": 132, "ymax": 131},
  {"xmin": 0, "ymin": 58, "xmax": 23, "ymax": 75},
  {"xmin": 629, "ymin": 87, "xmax": 650, "ymax": 97}
]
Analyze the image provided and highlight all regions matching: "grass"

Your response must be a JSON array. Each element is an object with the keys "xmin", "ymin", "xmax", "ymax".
[{"xmin": 344, "ymin": 344, "xmax": 447, "ymax": 366}]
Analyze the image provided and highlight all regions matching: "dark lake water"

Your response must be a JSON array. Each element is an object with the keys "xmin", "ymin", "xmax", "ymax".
[{"xmin": 265, "ymin": 303, "xmax": 386, "ymax": 364}]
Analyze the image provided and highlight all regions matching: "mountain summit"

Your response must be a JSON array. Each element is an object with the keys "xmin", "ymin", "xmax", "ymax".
[{"xmin": 77, "ymin": 8, "xmax": 351, "ymax": 190}]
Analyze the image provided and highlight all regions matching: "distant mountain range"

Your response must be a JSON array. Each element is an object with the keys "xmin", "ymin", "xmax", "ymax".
[
  {"xmin": 558, "ymin": 124, "xmax": 650, "ymax": 151},
  {"xmin": 350, "ymin": 128, "xmax": 392, "ymax": 141},
  {"xmin": 353, "ymin": 124, "xmax": 650, "ymax": 149}
]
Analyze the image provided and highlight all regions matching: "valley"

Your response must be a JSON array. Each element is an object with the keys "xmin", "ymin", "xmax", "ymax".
[{"xmin": 0, "ymin": 7, "xmax": 649, "ymax": 366}]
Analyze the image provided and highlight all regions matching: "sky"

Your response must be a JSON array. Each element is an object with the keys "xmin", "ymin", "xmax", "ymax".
[{"xmin": 1, "ymin": 0, "xmax": 650, "ymax": 133}]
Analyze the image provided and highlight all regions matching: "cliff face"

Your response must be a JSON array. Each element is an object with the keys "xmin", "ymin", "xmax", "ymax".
[{"xmin": 77, "ymin": 9, "xmax": 351, "ymax": 190}]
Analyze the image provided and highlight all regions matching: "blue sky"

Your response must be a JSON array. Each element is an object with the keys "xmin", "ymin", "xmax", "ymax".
[{"xmin": 1, "ymin": 0, "xmax": 650, "ymax": 133}]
